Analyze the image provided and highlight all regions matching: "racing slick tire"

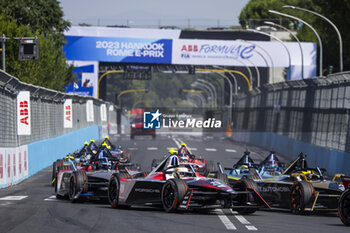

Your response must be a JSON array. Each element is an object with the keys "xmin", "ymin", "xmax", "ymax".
[
  {"xmin": 161, "ymin": 179, "xmax": 188, "ymax": 213},
  {"xmin": 217, "ymin": 173, "xmax": 229, "ymax": 185},
  {"xmin": 52, "ymin": 161, "xmax": 57, "ymax": 187},
  {"xmin": 338, "ymin": 188, "xmax": 350, "ymax": 226},
  {"xmin": 69, "ymin": 171, "xmax": 87, "ymax": 203},
  {"xmin": 290, "ymin": 181, "xmax": 315, "ymax": 214},
  {"xmin": 233, "ymin": 176, "xmax": 259, "ymax": 215},
  {"xmin": 108, "ymin": 173, "xmax": 131, "ymax": 209}
]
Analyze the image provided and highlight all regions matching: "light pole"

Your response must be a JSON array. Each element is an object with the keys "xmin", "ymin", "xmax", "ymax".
[
  {"xmin": 264, "ymin": 21, "xmax": 304, "ymax": 79},
  {"xmin": 283, "ymin": 5, "xmax": 343, "ymax": 72},
  {"xmin": 235, "ymin": 59, "xmax": 253, "ymax": 89},
  {"xmin": 247, "ymin": 28, "xmax": 292, "ymax": 81},
  {"xmin": 268, "ymin": 10, "xmax": 323, "ymax": 76},
  {"xmin": 191, "ymin": 82, "xmax": 214, "ymax": 108},
  {"xmin": 97, "ymin": 70, "xmax": 124, "ymax": 99},
  {"xmin": 198, "ymin": 79, "xmax": 218, "ymax": 108}
]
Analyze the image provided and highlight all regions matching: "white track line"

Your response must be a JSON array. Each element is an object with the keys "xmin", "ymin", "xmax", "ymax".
[
  {"xmin": 205, "ymin": 148, "xmax": 217, "ymax": 152},
  {"xmin": 225, "ymin": 149, "xmax": 237, "ymax": 153},
  {"xmin": 246, "ymin": 226, "xmax": 258, "ymax": 231},
  {"xmin": 230, "ymin": 209, "xmax": 258, "ymax": 231},
  {"xmin": 215, "ymin": 209, "xmax": 236, "ymax": 230},
  {"xmin": 44, "ymin": 195, "xmax": 57, "ymax": 201},
  {"xmin": 147, "ymin": 147, "xmax": 158, "ymax": 150},
  {"xmin": 190, "ymin": 148, "xmax": 197, "ymax": 151},
  {"xmin": 128, "ymin": 148, "xmax": 138, "ymax": 151},
  {"xmin": 0, "ymin": 195, "xmax": 27, "ymax": 201}
]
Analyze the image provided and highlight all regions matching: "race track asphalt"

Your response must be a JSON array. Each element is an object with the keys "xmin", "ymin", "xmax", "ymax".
[{"xmin": 0, "ymin": 133, "xmax": 348, "ymax": 233}]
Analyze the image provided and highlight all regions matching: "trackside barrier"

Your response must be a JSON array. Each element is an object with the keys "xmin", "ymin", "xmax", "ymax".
[
  {"xmin": 0, "ymin": 70, "xmax": 117, "ymax": 188},
  {"xmin": 231, "ymin": 72, "xmax": 350, "ymax": 176}
]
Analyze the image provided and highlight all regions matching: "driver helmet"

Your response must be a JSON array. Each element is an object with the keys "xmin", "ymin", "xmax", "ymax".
[
  {"xmin": 240, "ymin": 165, "xmax": 249, "ymax": 174},
  {"xmin": 181, "ymin": 143, "xmax": 187, "ymax": 147},
  {"xmin": 105, "ymin": 136, "xmax": 109, "ymax": 140},
  {"xmin": 84, "ymin": 141, "xmax": 89, "ymax": 146},
  {"xmin": 168, "ymin": 148, "xmax": 178, "ymax": 155},
  {"xmin": 90, "ymin": 139, "xmax": 95, "ymax": 143},
  {"xmin": 117, "ymin": 145, "xmax": 122, "ymax": 150},
  {"xmin": 176, "ymin": 167, "xmax": 191, "ymax": 178}
]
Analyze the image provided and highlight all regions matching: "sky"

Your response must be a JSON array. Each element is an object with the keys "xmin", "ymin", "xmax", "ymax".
[{"xmin": 58, "ymin": 0, "xmax": 250, "ymax": 28}]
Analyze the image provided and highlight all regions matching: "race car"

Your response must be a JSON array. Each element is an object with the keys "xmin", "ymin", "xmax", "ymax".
[
  {"xmin": 107, "ymin": 153, "xmax": 270, "ymax": 214},
  {"xmin": 54, "ymin": 151, "xmax": 142, "ymax": 202},
  {"xmin": 223, "ymin": 151, "xmax": 285, "ymax": 184},
  {"xmin": 338, "ymin": 175, "xmax": 350, "ymax": 226},
  {"xmin": 101, "ymin": 136, "xmax": 131, "ymax": 162},
  {"xmin": 253, "ymin": 152, "xmax": 345, "ymax": 214},
  {"xmin": 151, "ymin": 146, "xmax": 213, "ymax": 176}
]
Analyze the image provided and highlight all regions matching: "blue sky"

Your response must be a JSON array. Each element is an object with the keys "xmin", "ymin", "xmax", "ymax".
[{"xmin": 59, "ymin": 0, "xmax": 249, "ymax": 28}]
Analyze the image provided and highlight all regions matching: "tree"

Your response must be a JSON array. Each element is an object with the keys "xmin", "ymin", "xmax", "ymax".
[
  {"xmin": 0, "ymin": 13, "xmax": 72, "ymax": 91},
  {"xmin": 0, "ymin": 0, "xmax": 73, "ymax": 91},
  {"xmin": 239, "ymin": 0, "xmax": 350, "ymax": 73}
]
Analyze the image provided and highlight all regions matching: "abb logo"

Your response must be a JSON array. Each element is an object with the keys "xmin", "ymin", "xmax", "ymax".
[
  {"xmin": 65, "ymin": 105, "xmax": 71, "ymax": 121},
  {"xmin": 181, "ymin": 45, "xmax": 198, "ymax": 52},
  {"xmin": 19, "ymin": 101, "xmax": 29, "ymax": 125}
]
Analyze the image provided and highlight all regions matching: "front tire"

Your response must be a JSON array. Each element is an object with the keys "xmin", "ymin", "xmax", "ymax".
[
  {"xmin": 339, "ymin": 188, "xmax": 350, "ymax": 226},
  {"xmin": 233, "ymin": 176, "xmax": 259, "ymax": 215},
  {"xmin": 161, "ymin": 179, "xmax": 188, "ymax": 213},
  {"xmin": 52, "ymin": 161, "xmax": 57, "ymax": 187},
  {"xmin": 108, "ymin": 174, "xmax": 120, "ymax": 208},
  {"xmin": 290, "ymin": 181, "xmax": 314, "ymax": 214},
  {"xmin": 69, "ymin": 171, "xmax": 87, "ymax": 203}
]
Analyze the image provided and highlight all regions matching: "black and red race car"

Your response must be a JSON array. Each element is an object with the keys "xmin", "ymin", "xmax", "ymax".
[
  {"xmin": 107, "ymin": 154, "xmax": 270, "ymax": 214},
  {"xmin": 339, "ymin": 175, "xmax": 350, "ymax": 226}
]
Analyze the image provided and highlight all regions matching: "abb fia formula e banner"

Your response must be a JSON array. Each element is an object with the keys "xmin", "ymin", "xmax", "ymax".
[
  {"xmin": 100, "ymin": 104, "xmax": 107, "ymax": 122},
  {"xmin": 0, "ymin": 145, "xmax": 28, "ymax": 188},
  {"xmin": 86, "ymin": 100, "xmax": 94, "ymax": 122},
  {"xmin": 172, "ymin": 39, "xmax": 317, "ymax": 79},
  {"xmin": 17, "ymin": 91, "xmax": 31, "ymax": 135},
  {"xmin": 63, "ymin": 36, "xmax": 172, "ymax": 64},
  {"xmin": 63, "ymin": 99, "xmax": 73, "ymax": 128}
]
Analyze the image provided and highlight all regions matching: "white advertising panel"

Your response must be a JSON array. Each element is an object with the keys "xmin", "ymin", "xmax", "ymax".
[
  {"xmin": 86, "ymin": 100, "xmax": 94, "ymax": 122},
  {"xmin": 0, "ymin": 145, "xmax": 28, "ymax": 187},
  {"xmin": 0, "ymin": 149, "xmax": 5, "ymax": 186},
  {"xmin": 17, "ymin": 91, "xmax": 31, "ymax": 135},
  {"xmin": 172, "ymin": 39, "xmax": 317, "ymax": 79},
  {"xmin": 100, "ymin": 104, "xmax": 107, "ymax": 122},
  {"xmin": 63, "ymin": 99, "xmax": 73, "ymax": 128}
]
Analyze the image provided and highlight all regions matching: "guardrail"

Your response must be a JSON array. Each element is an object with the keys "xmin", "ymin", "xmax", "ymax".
[
  {"xmin": 231, "ymin": 72, "xmax": 350, "ymax": 174},
  {"xmin": 0, "ymin": 70, "xmax": 117, "ymax": 187}
]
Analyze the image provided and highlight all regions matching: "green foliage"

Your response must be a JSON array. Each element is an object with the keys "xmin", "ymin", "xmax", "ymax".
[
  {"xmin": 239, "ymin": 0, "xmax": 350, "ymax": 72},
  {"xmin": 0, "ymin": 1, "xmax": 73, "ymax": 91}
]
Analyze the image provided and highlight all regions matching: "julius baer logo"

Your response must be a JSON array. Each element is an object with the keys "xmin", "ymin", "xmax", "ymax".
[{"xmin": 143, "ymin": 110, "xmax": 222, "ymax": 129}]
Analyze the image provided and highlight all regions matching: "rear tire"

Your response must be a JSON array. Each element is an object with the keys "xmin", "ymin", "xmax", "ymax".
[
  {"xmin": 338, "ymin": 188, "xmax": 350, "ymax": 226},
  {"xmin": 290, "ymin": 181, "xmax": 315, "ymax": 214},
  {"xmin": 233, "ymin": 176, "xmax": 259, "ymax": 215},
  {"xmin": 161, "ymin": 179, "xmax": 188, "ymax": 213}
]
